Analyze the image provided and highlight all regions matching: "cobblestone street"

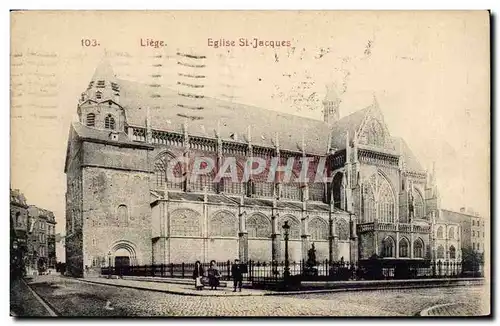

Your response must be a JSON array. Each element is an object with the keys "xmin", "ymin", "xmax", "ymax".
[{"xmin": 14, "ymin": 275, "xmax": 488, "ymax": 317}]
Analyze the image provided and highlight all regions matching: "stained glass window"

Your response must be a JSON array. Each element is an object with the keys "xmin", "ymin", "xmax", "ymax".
[
  {"xmin": 382, "ymin": 237, "xmax": 395, "ymax": 257},
  {"xmin": 362, "ymin": 172, "xmax": 395, "ymax": 223},
  {"xmin": 399, "ymin": 238, "xmax": 409, "ymax": 257},
  {"xmin": 414, "ymin": 238, "xmax": 424, "ymax": 258}
]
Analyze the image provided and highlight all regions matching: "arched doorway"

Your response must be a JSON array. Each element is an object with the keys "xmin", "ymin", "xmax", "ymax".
[
  {"xmin": 114, "ymin": 248, "xmax": 131, "ymax": 271},
  {"xmin": 109, "ymin": 240, "xmax": 137, "ymax": 274}
]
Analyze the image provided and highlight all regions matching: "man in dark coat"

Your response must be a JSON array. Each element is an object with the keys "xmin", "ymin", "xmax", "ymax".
[{"xmin": 231, "ymin": 258, "xmax": 244, "ymax": 292}]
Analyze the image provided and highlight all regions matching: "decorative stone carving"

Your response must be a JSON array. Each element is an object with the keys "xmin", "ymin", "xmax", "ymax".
[{"xmin": 170, "ymin": 208, "xmax": 201, "ymax": 237}]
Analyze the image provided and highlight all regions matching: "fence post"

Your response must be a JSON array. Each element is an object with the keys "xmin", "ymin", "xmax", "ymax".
[
  {"xmin": 170, "ymin": 263, "xmax": 174, "ymax": 277},
  {"xmin": 249, "ymin": 260, "xmax": 253, "ymax": 282},
  {"xmin": 227, "ymin": 260, "xmax": 231, "ymax": 281},
  {"xmin": 181, "ymin": 263, "xmax": 185, "ymax": 278}
]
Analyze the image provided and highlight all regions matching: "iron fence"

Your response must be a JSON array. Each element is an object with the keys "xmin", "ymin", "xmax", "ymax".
[{"xmin": 101, "ymin": 259, "xmax": 484, "ymax": 283}]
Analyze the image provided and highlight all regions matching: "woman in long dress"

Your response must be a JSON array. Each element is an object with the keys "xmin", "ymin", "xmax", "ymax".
[
  {"xmin": 207, "ymin": 260, "xmax": 221, "ymax": 290},
  {"xmin": 192, "ymin": 260, "xmax": 204, "ymax": 290}
]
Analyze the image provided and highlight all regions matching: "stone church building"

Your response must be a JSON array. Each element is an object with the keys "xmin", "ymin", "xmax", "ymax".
[{"xmin": 65, "ymin": 60, "xmax": 460, "ymax": 277}]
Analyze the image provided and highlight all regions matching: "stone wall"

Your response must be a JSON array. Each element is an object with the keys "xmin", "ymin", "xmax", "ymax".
[{"xmin": 82, "ymin": 165, "xmax": 152, "ymax": 268}]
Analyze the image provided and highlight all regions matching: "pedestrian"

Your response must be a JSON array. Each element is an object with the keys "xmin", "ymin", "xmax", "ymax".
[
  {"xmin": 231, "ymin": 258, "xmax": 244, "ymax": 292},
  {"xmin": 207, "ymin": 260, "xmax": 221, "ymax": 290},
  {"xmin": 192, "ymin": 260, "xmax": 205, "ymax": 290}
]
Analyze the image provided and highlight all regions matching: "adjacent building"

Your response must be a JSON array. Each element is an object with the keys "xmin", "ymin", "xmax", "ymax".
[
  {"xmin": 441, "ymin": 208, "xmax": 485, "ymax": 253},
  {"xmin": 26, "ymin": 206, "xmax": 57, "ymax": 272},
  {"xmin": 10, "ymin": 189, "xmax": 29, "ymax": 275},
  {"xmin": 64, "ymin": 59, "xmax": 466, "ymax": 277},
  {"xmin": 10, "ymin": 188, "xmax": 58, "ymax": 274}
]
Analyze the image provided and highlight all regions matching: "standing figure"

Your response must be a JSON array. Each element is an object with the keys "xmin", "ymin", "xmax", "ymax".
[
  {"xmin": 192, "ymin": 260, "xmax": 205, "ymax": 290},
  {"xmin": 207, "ymin": 260, "xmax": 221, "ymax": 290},
  {"xmin": 231, "ymin": 258, "xmax": 244, "ymax": 292}
]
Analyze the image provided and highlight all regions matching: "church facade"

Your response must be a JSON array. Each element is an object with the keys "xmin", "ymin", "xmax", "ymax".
[{"xmin": 64, "ymin": 60, "xmax": 461, "ymax": 277}]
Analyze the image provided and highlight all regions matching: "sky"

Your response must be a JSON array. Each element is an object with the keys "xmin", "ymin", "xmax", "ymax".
[{"xmin": 10, "ymin": 11, "xmax": 490, "ymax": 234}]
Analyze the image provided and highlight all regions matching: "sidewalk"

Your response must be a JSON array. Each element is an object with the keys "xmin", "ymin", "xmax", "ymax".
[
  {"xmin": 420, "ymin": 302, "xmax": 488, "ymax": 316},
  {"xmin": 81, "ymin": 277, "xmax": 268, "ymax": 296},
  {"xmin": 79, "ymin": 275, "xmax": 484, "ymax": 297}
]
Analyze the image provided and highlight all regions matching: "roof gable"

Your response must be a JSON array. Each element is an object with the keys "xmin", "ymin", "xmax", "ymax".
[{"xmin": 357, "ymin": 97, "xmax": 396, "ymax": 151}]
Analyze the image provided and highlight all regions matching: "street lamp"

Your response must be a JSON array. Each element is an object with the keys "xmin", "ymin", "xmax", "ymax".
[
  {"xmin": 107, "ymin": 251, "xmax": 112, "ymax": 278},
  {"xmin": 282, "ymin": 221, "xmax": 290, "ymax": 280}
]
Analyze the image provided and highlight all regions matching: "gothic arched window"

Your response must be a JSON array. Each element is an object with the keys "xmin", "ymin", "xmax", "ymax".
[
  {"xmin": 414, "ymin": 238, "xmax": 424, "ymax": 258},
  {"xmin": 153, "ymin": 152, "xmax": 183, "ymax": 190},
  {"xmin": 399, "ymin": 238, "xmax": 409, "ymax": 257},
  {"xmin": 362, "ymin": 183, "xmax": 376, "ymax": 223},
  {"xmin": 437, "ymin": 245, "xmax": 445, "ymax": 259},
  {"xmin": 105, "ymin": 114, "xmax": 115, "ymax": 130},
  {"xmin": 247, "ymin": 214, "xmax": 271, "ymax": 238},
  {"xmin": 86, "ymin": 113, "xmax": 95, "ymax": 127},
  {"xmin": 309, "ymin": 218, "xmax": 328, "ymax": 240},
  {"xmin": 362, "ymin": 172, "xmax": 396, "ymax": 223},
  {"xmin": 448, "ymin": 227, "xmax": 455, "ymax": 240},
  {"xmin": 449, "ymin": 245, "xmax": 456, "ymax": 259},
  {"xmin": 336, "ymin": 219, "xmax": 349, "ymax": 241},
  {"xmin": 382, "ymin": 236, "xmax": 395, "ymax": 257},
  {"xmin": 332, "ymin": 173, "xmax": 343, "ymax": 208},
  {"xmin": 437, "ymin": 226, "xmax": 444, "ymax": 238},
  {"xmin": 413, "ymin": 188, "xmax": 425, "ymax": 219}
]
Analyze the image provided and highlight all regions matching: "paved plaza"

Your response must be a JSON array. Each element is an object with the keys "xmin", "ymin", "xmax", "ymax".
[{"xmin": 11, "ymin": 274, "xmax": 488, "ymax": 317}]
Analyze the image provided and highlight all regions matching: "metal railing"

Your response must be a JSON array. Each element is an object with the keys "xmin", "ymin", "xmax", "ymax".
[{"xmin": 101, "ymin": 259, "xmax": 484, "ymax": 283}]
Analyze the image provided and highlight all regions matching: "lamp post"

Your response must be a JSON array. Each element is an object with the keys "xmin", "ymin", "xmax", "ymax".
[
  {"xmin": 283, "ymin": 221, "xmax": 290, "ymax": 280},
  {"xmin": 107, "ymin": 251, "xmax": 112, "ymax": 278}
]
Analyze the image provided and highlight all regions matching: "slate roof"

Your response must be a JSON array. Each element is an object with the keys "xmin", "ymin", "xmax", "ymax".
[
  {"xmin": 117, "ymin": 79, "xmax": 331, "ymax": 155},
  {"xmin": 393, "ymin": 137, "xmax": 424, "ymax": 173},
  {"xmin": 328, "ymin": 106, "xmax": 371, "ymax": 150},
  {"xmin": 80, "ymin": 61, "xmax": 425, "ymax": 172}
]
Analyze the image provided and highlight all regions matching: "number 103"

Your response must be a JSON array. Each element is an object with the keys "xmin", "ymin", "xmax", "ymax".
[{"xmin": 81, "ymin": 39, "xmax": 100, "ymax": 47}]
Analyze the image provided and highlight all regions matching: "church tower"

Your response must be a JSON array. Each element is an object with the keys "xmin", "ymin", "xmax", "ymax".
[
  {"xmin": 323, "ymin": 83, "xmax": 341, "ymax": 126},
  {"xmin": 77, "ymin": 58, "xmax": 125, "ymax": 133}
]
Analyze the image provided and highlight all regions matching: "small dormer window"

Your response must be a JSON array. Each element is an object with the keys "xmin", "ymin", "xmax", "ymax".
[
  {"xmin": 105, "ymin": 114, "xmax": 115, "ymax": 130},
  {"xmin": 111, "ymin": 82, "xmax": 120, "ymax": 92},
  {"xmin": 86, "ymin": 113, "xmax": 95, "ymax": 127},
  {"xmin": 96, "ymin": 80, "xmax": 105, "ymax": 88},
  {"xmin": 87, "ymin": 81, "xmax": 94, "ymax": 90},
  {"xmin": 96, "ymin": 91, "xmax": 102, "ymax": 100}
]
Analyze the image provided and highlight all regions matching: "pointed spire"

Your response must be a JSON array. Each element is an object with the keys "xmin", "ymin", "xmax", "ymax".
[
  {"xmin": 92, "ymin": 57, "xmax": 116, "ymax": 82},
  {"xmin": 275, "ymin": 132, "xmax": 280, "ymax": 150},
  {"xmin": 216, "ymin": 120, "xmax": 221, "ymax": 137},
  {"xmin": 247, "ymin": 125, "xmax": 252, "ymax": 143},
  {"xmin": 324, "ymin": 82, "xmax": 340, "ymax": 102},
  {"xmin": 372, "ymin": 92, "xmax": 379, "ymax": 108}
]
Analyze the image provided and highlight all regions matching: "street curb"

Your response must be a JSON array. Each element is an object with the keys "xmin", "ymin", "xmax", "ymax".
[
  {"xmin": 419, "ymin": 303, "xmax": 458, "ymax": 316},
  {"xmin": 21, "ymin": 279, "xmax": 59, "ymax": 316},
  {"xmin": 76, "ymin": 278, "xmax": 484, "ymax": 297},
  {"xmin": 77, "ymin": 278, "xmax": 258, "ymax": 297}
]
